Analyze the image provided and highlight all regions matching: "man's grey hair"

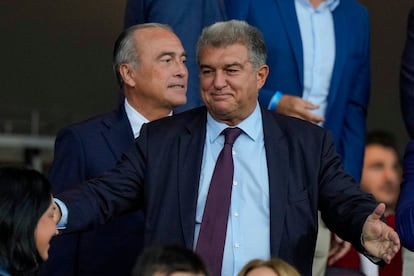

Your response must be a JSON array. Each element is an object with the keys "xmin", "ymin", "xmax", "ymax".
[
  {"xmin": 196, "ymin": 20, "xmax": 267, "ymax": 70},
  {"xmin": 112, "ymin": 23, "xmax": 173, "ymax": 87}
]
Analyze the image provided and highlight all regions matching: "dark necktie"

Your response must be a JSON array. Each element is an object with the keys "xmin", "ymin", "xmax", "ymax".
[{"xmin": 196, "ymin": 127, "xmax": 243, "ymax": 276}]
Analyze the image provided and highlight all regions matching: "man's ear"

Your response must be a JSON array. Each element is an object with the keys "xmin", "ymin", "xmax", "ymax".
[
  {"xmin": 256, "ymin": 64, "xmax": 269, "ymax": 90},
  {"xmin": 119, "ymin": 64, "xmax": 136, "ymax": 87}
]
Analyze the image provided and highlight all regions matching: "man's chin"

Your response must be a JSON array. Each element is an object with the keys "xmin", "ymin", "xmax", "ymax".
[{"xmin": 172, "ymin": 98, "xmax": 187, "ymax": 107}]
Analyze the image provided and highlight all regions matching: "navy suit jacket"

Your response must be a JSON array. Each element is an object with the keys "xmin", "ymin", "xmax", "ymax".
[
  {"xmin": 225, "ymin": 0, "xmax": 370, "ymax": 181},
  {"xmin": 396, "ymin": 140, "xmax": 414, "ymax": 251},
  {"xmin": 57, "ymin": 106, "xmax": 377, "ymax": 276},
  {"xmin": 124, "ymin": 0, "xmax": 226, "ymax": 113},
  {"xmin": 401, "ymin": 7, "xmax": 414, "ymax": 139},
  {"xmin": 42, "ymin": 104, "xmax": 145, "ymax": 276}
]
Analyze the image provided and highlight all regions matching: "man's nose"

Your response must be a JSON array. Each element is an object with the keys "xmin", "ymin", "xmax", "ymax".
[
  {"xmin": 175, "ymin": 60, "xmax": 188, "ymax": 78},
  {"xmin": 213, "ymin": 70, "xmax": 227, "ymax": 89}
]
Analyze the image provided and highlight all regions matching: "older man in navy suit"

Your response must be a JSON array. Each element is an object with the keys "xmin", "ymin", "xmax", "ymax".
[
  {"xmin": 41, "ymin": 23, "xmax": 187, "ymax": 276},
  {"xmin": 124, "ymin": 0, "xmax": 226, "ymax": 113},
  {"xmin": 53, "ymin": 20, "xmax": 399, "ymax": 276}
]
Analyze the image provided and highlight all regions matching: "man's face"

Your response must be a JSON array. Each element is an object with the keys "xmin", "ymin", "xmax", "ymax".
[
  {"xmin": 198, "ymin": 43, "xmax": 268, "ymax": 126},
  {"xmin": 360, "ymin": 144, "xmax": 401, "ymax": 209},
  {"xmin": 130, "ymin": 28, "xmax": 188, "ymax": 110}
]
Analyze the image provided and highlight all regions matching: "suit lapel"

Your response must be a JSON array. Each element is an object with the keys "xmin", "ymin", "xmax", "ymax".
[
  {"xmin": 261, "ymin": 108, "xmax": 290, "ymax": 256},
  {"xmin": 101, "ymin": 104, "xmax": 135, "ymax": 159},
  {"xmin": 178, "ymin": 107, "xmax": 208, "ymax": 247},
  {"xmin": 326, "ymin": 5, "xmax": 346, "ymax": 115},
  {"xmin": 176, "ymin": 107, "xmax": 292, "ymax": 252},
  {"xmin": 275, "ymin": 0, "xmax": 304, "ymax": 88}
]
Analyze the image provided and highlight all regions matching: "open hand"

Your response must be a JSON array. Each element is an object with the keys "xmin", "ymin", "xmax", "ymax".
[{"xmin": 362, "ymin": 203, "xmax": 400, "ymax": 263}]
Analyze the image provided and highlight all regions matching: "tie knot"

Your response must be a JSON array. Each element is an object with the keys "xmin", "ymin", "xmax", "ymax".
[{"xmin": 222, "ymin": 127, "xmax": 242, "ymax": 146}]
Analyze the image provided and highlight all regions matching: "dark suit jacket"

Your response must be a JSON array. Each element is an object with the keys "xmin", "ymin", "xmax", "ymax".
[
  {"xmin": 57, "ymin": 106, "xmax": 377, "ymax": 276},
  {"xmin": 396, "ymin": 140, "xmax": 414, "ymax": 251},
  {"xmin": 401, "ymin": 7, "xmax": 414, "ymax": 139},
  {"xmin": 42, "ymin": 104, "xmax": 145, "ymax": 276},
  {"xmin": 123, "ymin": 0, "xmax": 226, "ymax": 113},
  {"xmin": 225, "ymin": 0, "xmax": 370, "ymax": 181}
]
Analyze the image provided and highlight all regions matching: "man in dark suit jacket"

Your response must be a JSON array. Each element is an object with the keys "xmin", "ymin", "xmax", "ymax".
[
  {"xmin": 41, "ymin": 23, "xmax": 188, "ymax": 276},
  {"xmin": 54, "ymin": 20, "xmax": 399, "ymax": 276},
  {"xmin": 397, "ymin": 140, "xmax": 414, "ymax": 251},
  {"xmin": 224, "ymin": 1, "xmax": 371, "ymax": 273},
  {"xmin": 123, "ymin": 0, "xmax": 226, "ymax": 113},
  {"xmin": 401, "ymin": 7, "xmax": 414, "ymax": 139}
]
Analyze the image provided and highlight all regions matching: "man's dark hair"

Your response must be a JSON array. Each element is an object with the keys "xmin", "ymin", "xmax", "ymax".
[
  {"xmin": 366, "ymin": 130, "xmax": 399, "ymax": 155},
  {"xmin": 132, "ymin": 245, "xmax": 208, "ymax": 276}
]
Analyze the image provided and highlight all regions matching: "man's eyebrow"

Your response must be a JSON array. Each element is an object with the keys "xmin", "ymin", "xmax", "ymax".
[
  {"xmin": 156, "ymin": 51, "xmax": 187, "ymax": 59},
  {"xmin": 224, "ymin": 62, "xmax": 243, "ymax": 68},
  {"xmin": 199, "ymin": 62, "xmax": 244, "ymax": 69}
]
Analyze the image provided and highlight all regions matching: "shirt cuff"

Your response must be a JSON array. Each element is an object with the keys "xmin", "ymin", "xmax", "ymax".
[
  {"xmin": 360, "ymin": 234, "xmax": 382, "ymax": 264},
  {"xmin": 54, "ymin": 198, "xmax": 68, "ymax": 230},
  {"xmin": 267, "ymin": 91, "xmax": 283, "ymax": 111}
]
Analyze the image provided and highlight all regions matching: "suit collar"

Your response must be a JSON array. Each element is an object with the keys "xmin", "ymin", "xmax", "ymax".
[
  {"xmin": 261, "ymin": 107, "xmax": 290, "ymax": 255},
  {"xmin": 275, "ymin": 0, "xmax": 304, "ymax": 87},
  {"xmin": 101, "ymin": 104, "xmax": 135, "ymax": 158},
  {"xmin": 178, "ymin": 107, "xmax": 208, "ymax": 247},
  {"xmin": 124, "ymin": 99, "xmax": 150, "ymax": 138},
  {"xmin": 326, "ymin": 4, "xmax": 346, "ymax": 115}
]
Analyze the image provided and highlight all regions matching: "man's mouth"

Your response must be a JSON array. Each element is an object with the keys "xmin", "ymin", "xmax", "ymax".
[{"xmin": 168, "ymin": 84, "xmax": 185, "ymax": 89}]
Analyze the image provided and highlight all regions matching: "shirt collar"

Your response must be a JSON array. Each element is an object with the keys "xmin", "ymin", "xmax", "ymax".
[
  {"xmin": 124, "ymin": 99, "xmax": 173, "ymax": 138},
  {"xmin": 206, "ymin": 102, "xmax": 262, "ymax": 143},
  {"xmin": 124, "ymin": 99, "xmax": 149, "ymax": 138},
  {"xmin": 296, "ymin": 0, "xmax": 340, "ymax": 12}
]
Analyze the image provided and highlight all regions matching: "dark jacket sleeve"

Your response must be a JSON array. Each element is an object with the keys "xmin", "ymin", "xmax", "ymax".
[
  {"xmin": 396, "ymin": 140, "xmax": 414, "ymax": 251},
  {"xmin": 401, "ymin": 8, "xmax": 414, "ymax": 139}
]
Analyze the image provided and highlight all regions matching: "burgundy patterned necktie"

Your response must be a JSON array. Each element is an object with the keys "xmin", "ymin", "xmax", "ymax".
[{"xmin": 196, "ymin": 127, "xmax": 243, "ymax": 276}]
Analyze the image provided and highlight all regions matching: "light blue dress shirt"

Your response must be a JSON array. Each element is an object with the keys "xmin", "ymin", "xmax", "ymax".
[
  {"xmin": 295, "ymin": 0, "xmax": 339, "ymax": 125},
  {"xmin": 195, "ymin": 103, "xmax": 270, "ymax": 276}
]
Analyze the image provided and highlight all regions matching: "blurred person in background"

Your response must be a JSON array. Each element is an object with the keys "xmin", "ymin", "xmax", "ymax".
[
  {"xmin": 238, "ymin": 258, "xmax": 300, "ymax": 276},
  {"xmin": 329, "ymin": 130, "xmax": 414, "ymax": 276},
  {"xmin": 0, "ymin": 167, "xmax": 58, "ymax": 276},
  {"xmin": 132, "ymin": 245, "xmax": 208, "ymax": 276}
]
